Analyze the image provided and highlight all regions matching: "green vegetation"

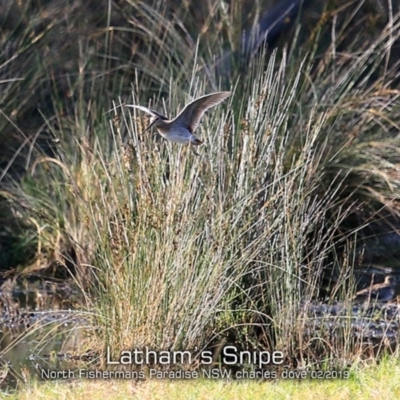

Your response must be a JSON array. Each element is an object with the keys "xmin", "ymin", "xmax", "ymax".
[
  {"xmin": 3, "ymin": 357, "xmax": 400, "ymax": 400},
  {"xmin": 1, "ymin": 0, "xmax": 400, "ymax": 395}
]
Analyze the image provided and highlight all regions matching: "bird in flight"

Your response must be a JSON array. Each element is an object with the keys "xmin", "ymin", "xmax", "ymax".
[{"xmin": 126, "ymin": 91, "xmax": 231, "ymax": 155}]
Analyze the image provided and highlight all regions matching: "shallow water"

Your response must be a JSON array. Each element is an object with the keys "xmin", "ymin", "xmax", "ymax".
[{"xmin": 0, "ymin": 280, "xmax": 89, "ymax": 389}]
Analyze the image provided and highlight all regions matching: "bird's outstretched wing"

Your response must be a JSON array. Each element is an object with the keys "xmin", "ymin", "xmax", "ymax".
[
  {"xmin": 125, "ymin": 105, "xmax": 167, "ymax": 119},
  {"xmin": 173, "ymin": 91, "xmax": 231, "ymax": 132}
]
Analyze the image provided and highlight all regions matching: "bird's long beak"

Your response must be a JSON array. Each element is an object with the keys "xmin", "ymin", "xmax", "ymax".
[{"xmin": 142, "ymin": 118, "xmax": 157, "ymax": 134}]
